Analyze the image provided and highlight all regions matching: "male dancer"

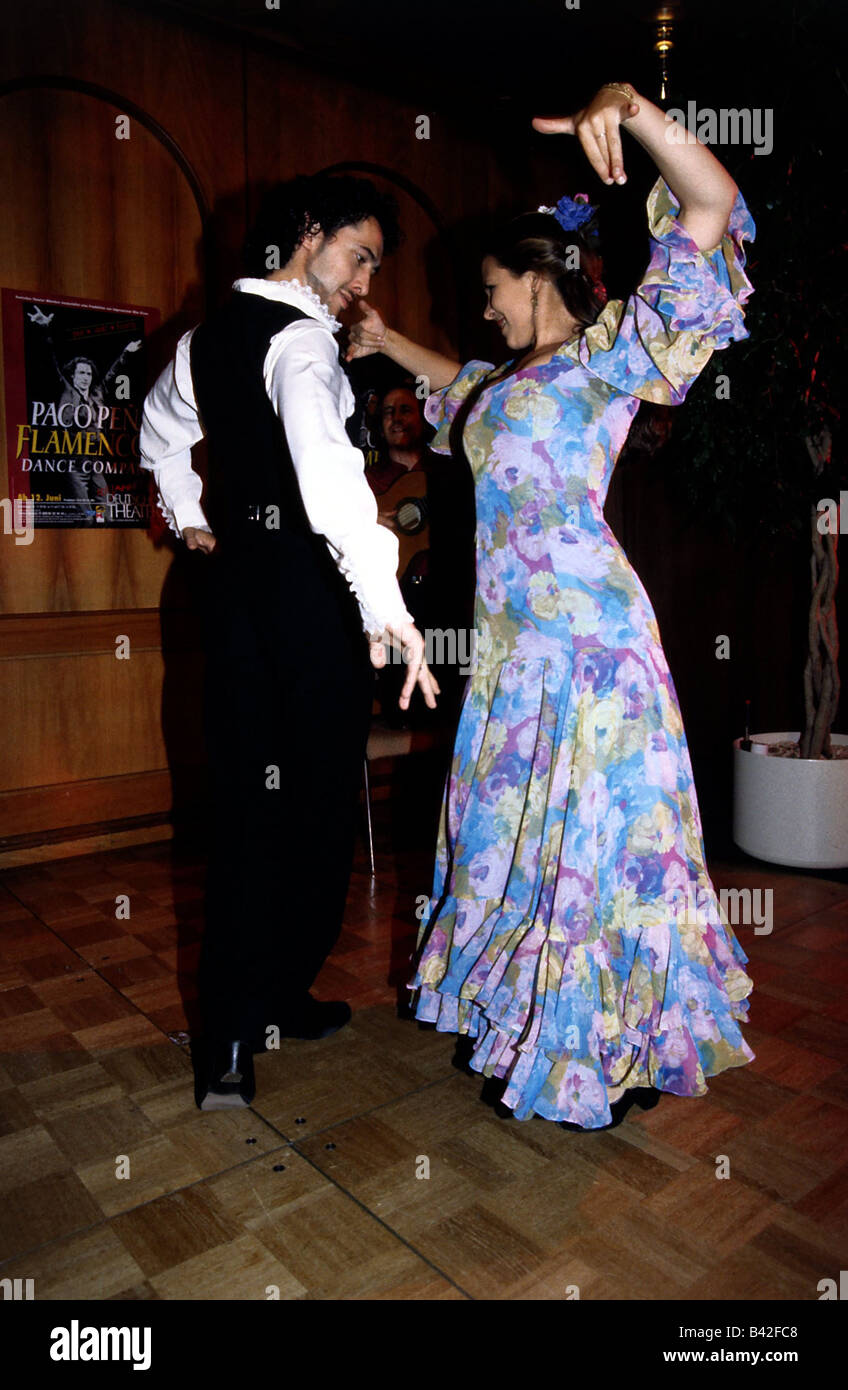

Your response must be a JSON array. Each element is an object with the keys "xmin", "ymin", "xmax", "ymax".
[{"xmin": 140, "ymin": 175, "xmax": 437, "ymax": 1108}]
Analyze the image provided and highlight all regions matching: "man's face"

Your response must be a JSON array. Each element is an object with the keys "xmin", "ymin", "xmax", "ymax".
[
  {"xmin": 382, "ymin": 389, "xmax": 423, "ymax": 450},
  {"xmin": 73, "ymin": 362, "xmax": 93, "ymax": 391},
  {"xmin": 304, "ymin": 216, "xmax": 383, "ymax": 318}
]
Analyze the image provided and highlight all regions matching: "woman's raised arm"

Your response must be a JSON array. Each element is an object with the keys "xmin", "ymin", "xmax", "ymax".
[
  {"xmin": 533, "ymin": 84, "xmax": 739, "ymax": 253},
  {"xmin": 346, "ymin": 301, "xmax": 462, "ymax": 392}
]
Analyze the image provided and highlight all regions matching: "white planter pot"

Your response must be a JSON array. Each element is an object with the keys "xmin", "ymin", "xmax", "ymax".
[{"xmin": 733, "ymin": 730, "xmax": 848, "ymax": 869}]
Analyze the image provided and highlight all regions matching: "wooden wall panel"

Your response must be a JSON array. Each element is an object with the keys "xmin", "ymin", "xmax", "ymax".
[
  {"xmin": 0, "ymin": 646, "xmax": 169, "ymax": 789},
  {"xmin": 0, "ymin": 86, "xmax": 203, "ymax": 615},
  {"xmin": 0, "ymin": 0, "xmax": 245, "ymax": 227},
  {"xmin": 0, "ymin": 772, "xmax": 174, "ymax": 843},
  {"xmin": 0, "ymin": 0, "xmax": 594, "ymax": 855},
  {"xmin": 243, "ymin": 47, "xmax": 504, "ymax": 358}
]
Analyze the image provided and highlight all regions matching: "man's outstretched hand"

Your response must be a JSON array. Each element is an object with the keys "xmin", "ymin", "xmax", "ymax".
[
  {"xmin": 183, "ymin": 526, "xmax": 217, "ymax": 552},
  {"xmin": 370, "ymin": 622, "xmax": 440, "ymax": 710}
]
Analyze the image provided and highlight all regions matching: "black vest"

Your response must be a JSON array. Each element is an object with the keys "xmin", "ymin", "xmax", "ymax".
[
  {"xmin": 189, "ymin": 291, "xmax": 364, "ymax": 641},
  {"xmin": 189, "ymin": 292, "xmax": 317, "ymax": 539}
]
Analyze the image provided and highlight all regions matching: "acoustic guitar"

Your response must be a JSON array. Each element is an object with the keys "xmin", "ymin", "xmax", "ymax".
[{"xmin": 376, "ymin": 469, "xmax": 429, "ymax": 579}]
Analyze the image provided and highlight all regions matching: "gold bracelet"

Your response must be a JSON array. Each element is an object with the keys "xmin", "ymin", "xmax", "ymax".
[{"xmin": 601, "ymin": 82, "xmax": 637, "ymax": 103}]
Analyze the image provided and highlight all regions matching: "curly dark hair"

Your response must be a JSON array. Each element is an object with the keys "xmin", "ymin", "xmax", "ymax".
[{"xmin": 243, "ymin": 174, "xmax": 402, "ymax": 277}]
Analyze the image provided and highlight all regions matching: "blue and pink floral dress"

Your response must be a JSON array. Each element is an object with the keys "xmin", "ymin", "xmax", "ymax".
[{"xmin": 409, "ymin": 177, "xmax": 757, "ymax": 1128}]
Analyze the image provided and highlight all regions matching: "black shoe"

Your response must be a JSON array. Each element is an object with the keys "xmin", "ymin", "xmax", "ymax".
[
  {"xmin": 277, "ymin": 996, "xmax": 352, "ymax": 1040},
  {"xmin": 606, "ymin": 1087, "xmax": 661, "ymax": 1129},
  {"xmin": 193, "ymin": 1037, "xmax": 256, "ymax": 1111}
]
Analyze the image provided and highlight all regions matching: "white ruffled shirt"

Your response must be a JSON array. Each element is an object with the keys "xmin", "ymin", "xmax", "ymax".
[{"xmin": 138, "ymin": 277, "xmax": 412, "ymax": 637}]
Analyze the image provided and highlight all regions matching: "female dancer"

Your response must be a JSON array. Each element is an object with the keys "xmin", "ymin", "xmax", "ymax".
[{"xmin": 349, "ymin": 83, "xmax": 756, "ymax": 1129}]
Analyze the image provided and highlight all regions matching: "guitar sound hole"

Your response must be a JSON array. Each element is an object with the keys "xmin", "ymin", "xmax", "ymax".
[{"xmin": 396, "ymin": 499, "xmax": 425, "ymax": 533}]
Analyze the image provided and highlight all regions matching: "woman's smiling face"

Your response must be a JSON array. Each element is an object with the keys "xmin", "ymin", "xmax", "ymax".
[{"xmin": 481, "ymin": 256, "xmax": 535, "ymax": 350}]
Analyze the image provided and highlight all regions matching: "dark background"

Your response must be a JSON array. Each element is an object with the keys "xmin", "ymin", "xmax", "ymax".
[{"xmin": 1, "ymin": 0, "xmax": 844, "ymax": 857}]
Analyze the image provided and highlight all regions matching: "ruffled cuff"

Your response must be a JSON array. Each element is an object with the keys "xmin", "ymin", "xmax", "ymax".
[
  {"xmin": 424, "ymin": 360, "xmax": 494, "ymax": 453},
  {"xmin": 565, "ymin": 177, "xmax": 755, "ymax": 405},
  {"xmin": 154, "ymin": 496, "xmax": 182, "ymax": 538},
  {"xmin": 639, "ymin": 175, "xmax": 755, "ymax": 350},
  {"xmin": 327, "ymin": 527, "xmax": 414, "ymax": 639}
]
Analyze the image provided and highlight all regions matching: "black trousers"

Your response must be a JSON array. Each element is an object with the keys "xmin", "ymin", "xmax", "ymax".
[{"xmin": 195, "ymin": 527, "xmax": 374, "ymax": 1044}]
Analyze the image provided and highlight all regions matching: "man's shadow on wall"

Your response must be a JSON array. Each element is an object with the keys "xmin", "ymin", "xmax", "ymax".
[{"xmin": 144, "ymin": 191, "xmax": 246, "ymax": 1035}]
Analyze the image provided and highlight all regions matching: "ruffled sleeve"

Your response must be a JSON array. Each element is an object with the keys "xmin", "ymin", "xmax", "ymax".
[
  {"xmin": 560, "ymin": 176, "xmax": 755, "ymax": 404},
  {"xmin": 424, "ymin": 359, "xmax": 494, "ymax": 453}
]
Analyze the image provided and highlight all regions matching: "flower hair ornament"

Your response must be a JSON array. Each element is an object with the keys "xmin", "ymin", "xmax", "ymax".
[
  {"xmin": 536, "ymin": 193, "xmax": 606, "ymax": 302},
  {"xmin": 537, "ymin": 192, "xmax": 603, "ymax": 262},
  {"xmin": 537, "ymin": 192, "xmax": 598, "ymax": 231}
]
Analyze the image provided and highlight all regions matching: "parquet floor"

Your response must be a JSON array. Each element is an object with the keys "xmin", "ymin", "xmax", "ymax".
[{"xmin": 1, "ymin": 788, "xmax": 847, "ymax": 1301}]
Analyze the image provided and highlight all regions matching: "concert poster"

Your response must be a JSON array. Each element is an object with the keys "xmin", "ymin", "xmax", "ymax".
[{"xmin": 2, "ymin": 288, "xmax": 160, "ymax": 527}]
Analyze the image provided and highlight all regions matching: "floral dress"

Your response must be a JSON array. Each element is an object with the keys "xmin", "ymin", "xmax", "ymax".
[{"xmin": 409, "ymin": 177, "xmax": 757, "ymax": 1128}]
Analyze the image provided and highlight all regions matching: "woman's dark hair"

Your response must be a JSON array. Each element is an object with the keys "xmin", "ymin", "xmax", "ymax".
[
  {"xmin": 484, "ymin": 209, "xmax": 670, "ymax": 459},
  {"xmin": 484, "ymin": 210, "xmax": 607, "ymax": 330},
  {"xmin": 243, "ymin": 174, "xmax": 401, "ymax": 277}
]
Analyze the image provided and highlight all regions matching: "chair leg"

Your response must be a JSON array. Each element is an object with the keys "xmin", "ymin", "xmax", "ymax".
[{"xmin": 363, "ymin": 756, "xmax": 376, "ymax": 878}]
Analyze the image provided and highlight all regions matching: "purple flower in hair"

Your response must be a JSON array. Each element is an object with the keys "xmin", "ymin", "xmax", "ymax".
[
  {"xmin": 553, "ymin": 193, "xmax": 597, "ymax": 231},
  {"xmin": 538, "ymin": 194, "xmax": 597, "ymax": 232}
]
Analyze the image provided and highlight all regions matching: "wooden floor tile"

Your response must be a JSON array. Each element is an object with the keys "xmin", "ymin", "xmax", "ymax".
[
  {"xmin": 792, "ymin": 1165, "xmax": 848, "ymax": 1240},
  {"xmin": 646, "ymin": 1163, "xmax": 781, "ymax": 1254},
  {"xmin": 0, "ymin": 831, "xmax": 846, "ymax": 1299},
  {"xmin": 0, "ymin": 1168, "xmax": 104, "ymax": 1260},
  {"xmin": 249, "ymin": 1006, "xmax": 457, "ymax": 1139},
  {"xmin": 150, "ymin": 1231, "xmax": 309, "ymax": 1300},
  {"xmin": 710, "ymin": 1124, "xmax": 834, "ymax": 1204},
  {"xmin": 754, "ymin": 1091, "xmax": 848, "ymax": 1162},
  {"xmin": 745, "ymin": 1027, "xmax": 845, "ymax": 1092},
  {"xmin": 77, "ymin": 1135, "xmax": 214, "ymax": 1219},
  {"xmin": 777, "ymin": 1013, "xmax": 848, "ymax": 1064},
  {"xmin": 565, "ymin": 1206, "xmax": 717, "ymax": 1298},
  {"xmin": 681, "ymin": 1244, "xmax": 817, "ymax": 1300},
  {"xmin": 0, "ymin": 1224, "xmax": 146, "ymax": 1300},
  {"xmin": 109, "ymin": 1186, "xmax": 243, "ymax": 1280}
]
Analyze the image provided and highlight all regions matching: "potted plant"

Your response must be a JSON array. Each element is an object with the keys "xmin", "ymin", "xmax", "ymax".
[{"xmin": 662, "ymin": 44, "xmax": 846, "ymax": 869}]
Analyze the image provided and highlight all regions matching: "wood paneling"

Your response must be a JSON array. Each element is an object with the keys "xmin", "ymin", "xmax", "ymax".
[
  {"xmin": 0, "ymin": 770, "xmax": 173, "ymax": 840},
  {"xmin": 0, "ymin": 86, "xmax": 204, "ymax": 616},
  {"xmin": 0, "ymin": 611, "xmax": 165, "ymax": 658},
  {"xmin": 0, "ymin": 1, "xmax": 530, "ymax": 849},
  {"xmin": 0, "ymin": 3, "xmax": 234, "ymax": 844},
  {"xmin": 0, "ymin": 648, "xmax": 170, "ymax": 789}
]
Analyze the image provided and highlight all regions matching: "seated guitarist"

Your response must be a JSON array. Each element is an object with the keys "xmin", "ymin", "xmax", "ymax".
[
  {"xmin": 366, "ymin": 383, "xmax": 474, "ymax": 727},
  {"xmin": 368, "ymin": 384, "xmax": 434, "ymax": 592}
]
